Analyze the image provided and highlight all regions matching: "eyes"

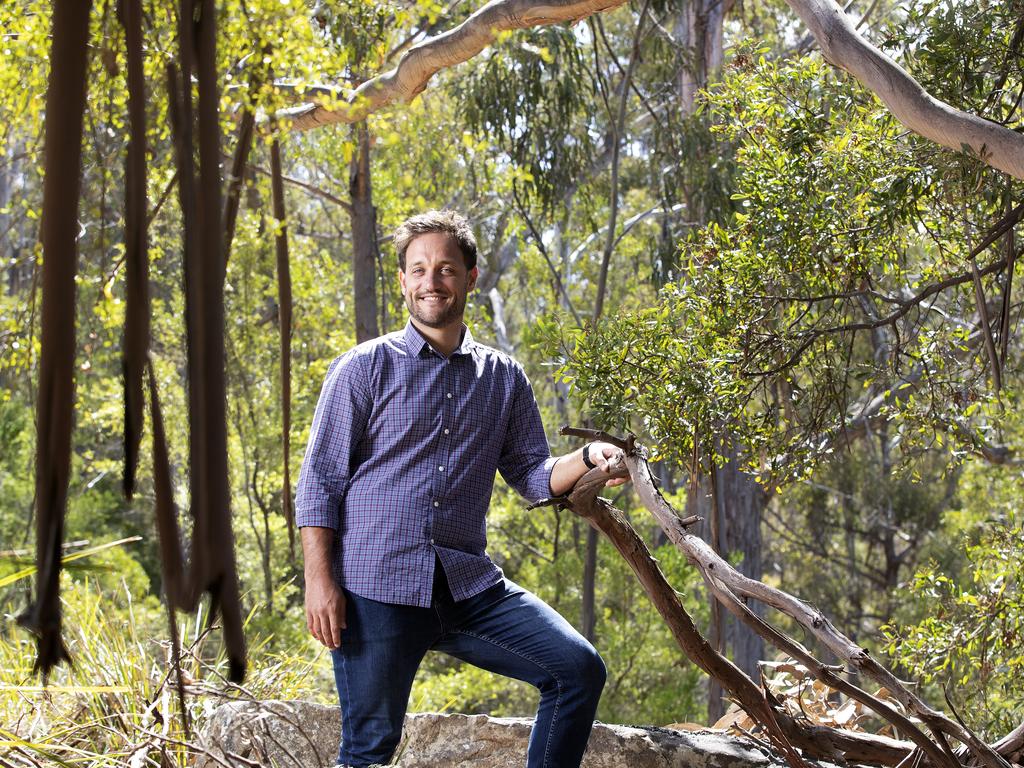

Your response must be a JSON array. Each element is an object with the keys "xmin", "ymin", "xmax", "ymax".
[{"xmin": 409, "ymin": 265, "xmax": 457, "ymax": 276}]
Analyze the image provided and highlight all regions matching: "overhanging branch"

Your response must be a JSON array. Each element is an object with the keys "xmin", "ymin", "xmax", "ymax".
[{"xmin": 282, "ymin": 0, "xmax": 629, "ymax": 131}]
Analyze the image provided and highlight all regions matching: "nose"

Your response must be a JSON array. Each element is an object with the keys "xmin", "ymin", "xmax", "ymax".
[{"xmin": 425, "ymin": 269, "xmax": 445, "ymax": 289}]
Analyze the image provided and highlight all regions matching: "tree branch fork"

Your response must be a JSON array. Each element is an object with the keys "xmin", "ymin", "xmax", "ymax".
[{"xmin": 554, "ymin": 426, "xmax": 1022, "ymax": 768}]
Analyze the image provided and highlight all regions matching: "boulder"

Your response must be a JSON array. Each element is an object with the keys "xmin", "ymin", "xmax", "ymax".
[{"xmin": 197, "ymin": 699, "xmax": 788, "ymax": 768}]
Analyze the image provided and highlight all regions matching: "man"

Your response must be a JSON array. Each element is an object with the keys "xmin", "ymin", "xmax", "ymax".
[{"xmin": 295, "ymin": 210, "xmax": 623, "ymax": 768}]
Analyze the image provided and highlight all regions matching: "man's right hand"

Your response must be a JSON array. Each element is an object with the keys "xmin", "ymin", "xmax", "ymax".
[{"xmin": 305, "ymin": 573, "xmax": 347, "ymax": 649}]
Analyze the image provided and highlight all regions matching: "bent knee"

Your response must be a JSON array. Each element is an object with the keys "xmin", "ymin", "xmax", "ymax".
[{"xmin": 566, "ymin": 643, "xmax": 606, "ymax": 693}]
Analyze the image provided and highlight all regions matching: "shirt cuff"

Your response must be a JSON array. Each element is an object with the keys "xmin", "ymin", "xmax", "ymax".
[{"xmin": 295, "ymin": 503, "xmax": 339, "ymax": 530}]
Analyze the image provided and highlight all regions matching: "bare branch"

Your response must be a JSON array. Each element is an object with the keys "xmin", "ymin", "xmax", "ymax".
[{"xmin": 784, "ymin": 0, "xmax": 1024, "ymax": 179}]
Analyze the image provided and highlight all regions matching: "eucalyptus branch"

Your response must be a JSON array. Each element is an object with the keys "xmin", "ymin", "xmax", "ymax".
[{"xmin": 560, "ymin": 429, "xmax": 1018, "ymax": 768}]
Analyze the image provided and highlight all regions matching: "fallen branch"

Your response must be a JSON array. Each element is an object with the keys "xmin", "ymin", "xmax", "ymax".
[
  {"xmin": 560, "ymin": 428, "xmax": 1021, "ymax": 768},
  {"xmin": 563, "ymin": 455, "xmax": 915, "ymax": 767}
]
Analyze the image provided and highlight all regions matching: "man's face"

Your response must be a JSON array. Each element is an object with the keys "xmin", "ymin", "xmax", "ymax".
[{"xmin": 399, "ymin": 232, "xmax": 478, "ymax": 331}]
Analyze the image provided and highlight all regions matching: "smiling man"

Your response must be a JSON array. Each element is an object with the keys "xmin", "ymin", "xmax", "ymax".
[{"xmin": 295, "ymin": 210, "xmax": 623, "ymax": 768}]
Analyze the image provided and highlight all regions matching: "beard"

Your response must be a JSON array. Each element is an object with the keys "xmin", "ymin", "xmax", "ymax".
[{"xmin": 404, "ymin": 288, "xmax": 468, "ymax": 329}]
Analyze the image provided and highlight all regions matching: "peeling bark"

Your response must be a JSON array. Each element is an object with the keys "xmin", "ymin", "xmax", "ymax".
[
  {"xmin": 17, "ymin": 0, "xmax": 93, "ymax": 679},
  {"xmin": 349, "ymin": 122, "xmax": 379, "ymax": 343}
]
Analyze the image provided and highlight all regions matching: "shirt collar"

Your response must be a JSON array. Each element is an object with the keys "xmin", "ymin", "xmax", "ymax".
[{"xmin": 403, "ymin": 319, "xmax": 476, "ymax": 358}]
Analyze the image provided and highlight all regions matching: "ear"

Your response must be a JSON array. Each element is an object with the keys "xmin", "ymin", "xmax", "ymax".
[
  {"xmin": 398, "ymin": 268, "xmax": 407, "ymax": 293},
  {"xmin": 468, "ymin": 266, "xmax": 479, "ymax": 292}
]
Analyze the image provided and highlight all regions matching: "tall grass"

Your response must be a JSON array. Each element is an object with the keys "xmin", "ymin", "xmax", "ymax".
[{"xmin": 1, "ymin": 570, "xmax": 324, "ymax": 767}]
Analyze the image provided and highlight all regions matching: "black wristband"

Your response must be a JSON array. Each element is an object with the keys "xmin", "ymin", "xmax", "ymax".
[{"xmin": 582, "ymin": 443, "xmax": 597, "ymax": 470}]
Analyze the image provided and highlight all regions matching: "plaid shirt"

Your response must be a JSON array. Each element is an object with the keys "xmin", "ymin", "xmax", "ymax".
[{"xmin": 295, "ymin": 320, "xmax": 557, "ymax": 606}]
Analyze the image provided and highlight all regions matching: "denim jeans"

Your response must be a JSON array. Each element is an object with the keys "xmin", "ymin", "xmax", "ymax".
[{"xmin": 330, "ymin": 562, "xmax": 606, "ymax": 767}]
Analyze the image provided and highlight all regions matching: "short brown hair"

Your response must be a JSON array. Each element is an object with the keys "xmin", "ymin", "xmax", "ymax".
[{"xmin": 394, "ymin": 210, "xmax": 478, "ymax": 271}]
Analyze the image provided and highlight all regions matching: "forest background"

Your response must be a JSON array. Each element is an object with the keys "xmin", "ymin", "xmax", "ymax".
[{"xmin": 1, "ymin": 0, "xmax": 1023, "ymax": 764}]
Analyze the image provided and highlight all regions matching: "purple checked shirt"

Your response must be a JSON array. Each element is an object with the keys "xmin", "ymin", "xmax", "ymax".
[{"xmin": 295, "ymin": 320, "xmax": 558, "ymax": 607}]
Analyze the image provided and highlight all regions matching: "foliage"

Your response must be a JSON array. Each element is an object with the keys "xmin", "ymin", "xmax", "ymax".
[
  {"xmin": 1, "ymin": 0, "xmax": 1023, "ymax": 749},
  {"xmin": 882, "ymin": 461, "xmax": 1024, "ymax": 738},
  {"xmin": 554, "ymin": 48, "xmax": 1019, "ymax": 483}
]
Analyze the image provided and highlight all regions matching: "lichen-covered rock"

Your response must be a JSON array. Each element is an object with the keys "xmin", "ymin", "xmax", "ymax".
[{"xmin": 196, "ymin": 699, "xmax": 787, "ymax": 768}]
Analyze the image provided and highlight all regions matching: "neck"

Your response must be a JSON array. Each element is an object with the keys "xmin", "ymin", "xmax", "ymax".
[{"xmin": 411, "ymin": 318, "xmax": 463, "ymax": 357}]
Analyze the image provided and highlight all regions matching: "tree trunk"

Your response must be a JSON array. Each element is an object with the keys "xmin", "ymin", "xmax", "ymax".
[
  {"xmin": 715, "ymin": 454, "xmax": 766, "ymax": 680},
  {"xmin": 349, "ymin": 121, "xmax": 379, "ymax": 343}
]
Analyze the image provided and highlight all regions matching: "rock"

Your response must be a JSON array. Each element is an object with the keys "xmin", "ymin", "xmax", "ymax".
[{"xmin": 196, "ymin": 700, "xmax": 788, "ymax": 768}]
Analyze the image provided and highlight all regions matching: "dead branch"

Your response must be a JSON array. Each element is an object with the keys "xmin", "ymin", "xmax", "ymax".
[
  {"xmin": 565, "ymin": 457, "xmax": 916, "ymax": 767},
  {"xmin": 560, "ymin": 429, "xmax": 1021, "ymax": 768}
]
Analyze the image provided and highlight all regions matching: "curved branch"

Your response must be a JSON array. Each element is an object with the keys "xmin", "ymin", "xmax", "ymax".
[
  {"xmin": 565, "ymin": 461, "xmax": 915, "ymax": 767},
  {"xmin": 622, "ymin": 440, "xmax": 1012, "ymax": 768},
  {"xmin": 281, "ymin": 0, "xmax": 1024, "ymax": 183},
  {"xmin": 784, "ymin": 0, "xmax": 1024, "ymax": 179},
  {"xmin": 282, "ymin": 0, "xmax": 628, "ymax": 131}
]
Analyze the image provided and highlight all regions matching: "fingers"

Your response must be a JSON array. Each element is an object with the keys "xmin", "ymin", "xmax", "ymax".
[
  {"xmin": 327, "ymin": 593, "xmax": 347, "ymax": 649},
  {"xmin": 308, "ymin": 608, "xmax": 325, "ymax": 647},
  {"xmin": 306, "ymin": 584, "xmax": 347, "ymax": 649}
]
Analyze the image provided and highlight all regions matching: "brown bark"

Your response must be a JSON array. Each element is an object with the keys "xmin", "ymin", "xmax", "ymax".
[
  {"xmin": 349, "ymin": 122, "xmax": 379, "ymax": 343},
  {"xmin": 164, "ymin": 0, "xmax": 246, "ymax": 683},
  {"xmin": 270, "ymin": 138, "xmax": 296, "ymax": 563},
  {"xmin": 120, "ymin": 0, "xmax": 148, "ymax": 500},
  {"xmin": 223, "ymin": 109, "xmax": 256, "ymax": 261},
  {"xmin": 192, "ymin": 0, "xmax": 246, "ymax": 683},
  {"xmin": 17, "ymin": 0, "xmax": 94, "ymax": 678}
]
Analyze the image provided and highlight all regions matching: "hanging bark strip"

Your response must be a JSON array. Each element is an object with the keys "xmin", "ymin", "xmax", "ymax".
[
  {"xmin": 192, "ymin": 0, "xmax": 246, "ymax": 683},
  {"xmin": 120, "ymin": 0, "xmax": 148, "ymax": 499},
  {"xmin": 269, "ymin": 138, "xmax": 296, "ymax": 561},
  {"xmin": 223, "ymin": 108, "xmax": 256, "ymax": 261},
  {"xmin": 17, "ymin": 0, "xmax": 94, "ymax": 679},
  {"xmin": 164, "ymin": 0, "xmax": 246, "ymax": 682},
  {"xmin": 146, "ymin": 361, "xmax": 190, "ymax": 736}
]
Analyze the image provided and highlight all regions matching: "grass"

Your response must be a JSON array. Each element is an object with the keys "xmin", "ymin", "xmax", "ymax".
[{"xmin": 1, "ymin": 572, "xmax": 324, "ymax": 768}]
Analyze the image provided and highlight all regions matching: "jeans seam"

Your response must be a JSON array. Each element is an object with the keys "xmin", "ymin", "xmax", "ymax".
[
  {"xmin": 455, "ymin": 629, "xmax": 562, "ymax": 768},
  {"xmin": 338, "ymin": 652, "xmax": 353, "ymax": 766}
]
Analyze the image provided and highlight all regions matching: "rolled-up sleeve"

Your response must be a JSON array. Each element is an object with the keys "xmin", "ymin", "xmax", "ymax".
[
  {"xmin": 294, "ymin": 351, "xmax": 371, "ymax": 529},
  {"xmin": 497, "ymin": 364, "xmax": 557, "ymax": 502}
]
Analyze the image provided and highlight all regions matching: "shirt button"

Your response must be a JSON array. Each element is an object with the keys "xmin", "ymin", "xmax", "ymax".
[
  {"xmin": 430, "ymin": 538, "xmax": 435, "ymax": 545},
  {"xmin": 438, "ymin": 466, "xmax": 445, "ymax": 472},
  {"xmin": 446, "ymin": 392, "xmax": 453, "ymax": 399},
  {"xmin": 444, "ymin": 428, "xmax": 450, "ymax": 435},
  {"xmin": 433, "ymin": 501, "xmax": 440, "ymax": 508}
]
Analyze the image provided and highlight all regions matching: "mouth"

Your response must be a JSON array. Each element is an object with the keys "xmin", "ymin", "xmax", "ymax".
[{"xmin": 417, "ymin": 294, "xmax": 449, "ymax": 303}]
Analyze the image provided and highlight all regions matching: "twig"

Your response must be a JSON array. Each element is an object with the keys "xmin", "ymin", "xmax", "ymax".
[{"xmin": 559, "ymin": 425, "xmax": 630, "ymax": 450}]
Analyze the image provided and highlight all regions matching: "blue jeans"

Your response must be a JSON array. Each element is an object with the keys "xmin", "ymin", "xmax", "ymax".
[{"xmin": 330, "ymin": 563, "xmax": 606, "ymax": 767}]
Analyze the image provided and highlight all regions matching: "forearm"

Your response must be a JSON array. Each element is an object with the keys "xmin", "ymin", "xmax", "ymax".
[
  {"xmin": 549, "ymin": 446, "xmax": 590, "ymax": 496},
  {"xmin": 300, "ymin": 525, "xmax": 336, "ymax": 581}
]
